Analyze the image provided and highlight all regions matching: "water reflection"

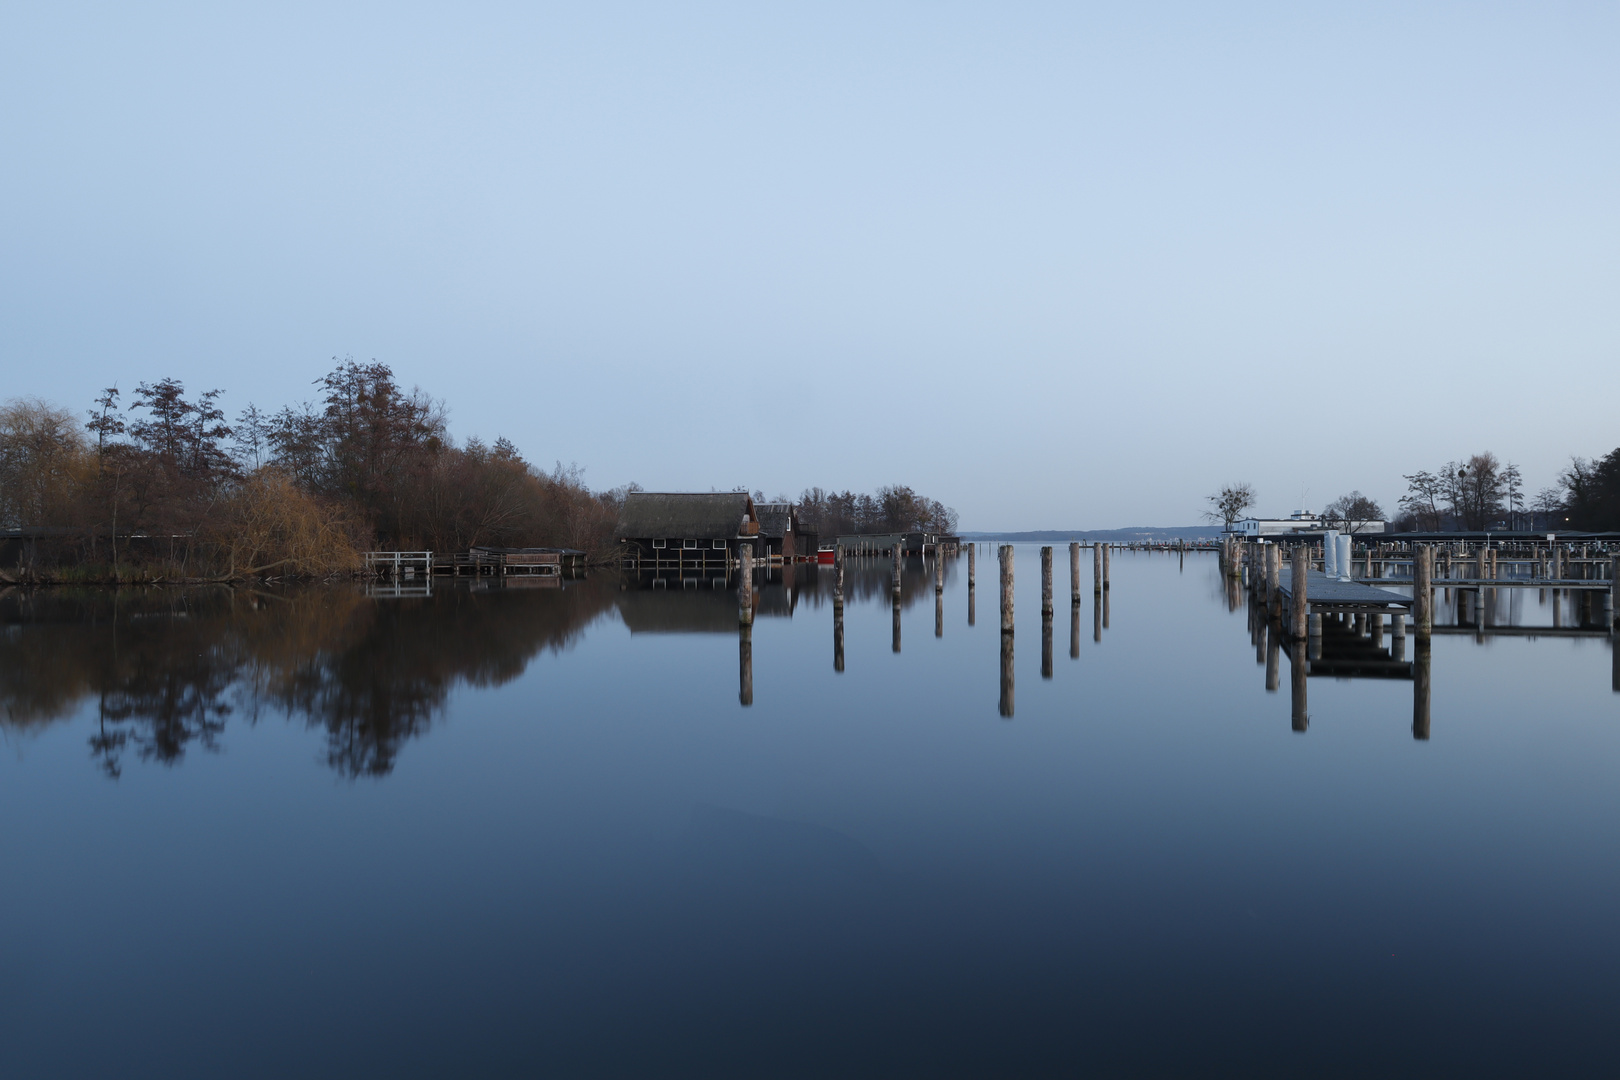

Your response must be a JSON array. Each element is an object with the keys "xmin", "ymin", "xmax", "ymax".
[
  {"xmin": 999, "ymin": 631, "xmax": 1014, "ymax": 718},
  {"xmin": 0, "ymin": 582, "xmax": 615, "ymax": 778}
]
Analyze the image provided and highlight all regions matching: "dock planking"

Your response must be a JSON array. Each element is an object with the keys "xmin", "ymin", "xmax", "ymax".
[{"xmin": 1279, "ymin": 568, "xmax": 1413, "ymax": 612}]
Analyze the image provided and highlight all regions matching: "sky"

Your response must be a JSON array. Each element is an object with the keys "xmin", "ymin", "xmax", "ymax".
[{"xmin": 3, "ymin": 1, "xmax": 1617, "ymax": 530}]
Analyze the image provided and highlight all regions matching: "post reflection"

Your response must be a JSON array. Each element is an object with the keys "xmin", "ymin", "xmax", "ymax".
[
  {"xmin": 1070, "ymin": 604, "xmax": 1080, "ymax": 660},
  {"xmin": 1290, "ymin": 644, "xmax": 1309, "ymax": 732},
  {"xmin": 833, "ymin": 608, "xmax": 844, "ymax": 673},
  {"xmin": 968, "ymin": 585, "xmax": 976, "ymax": 626},
  {"xmin": 936, "ymin": 592, "xmax": 943, "ymax": 638},
  {"xmin": 999, "ymin": 631, "xmax": 1015, "ymax": 718},
  {"xmin": 1041, "ymin": 612, "xmax": 1054, "ymax": 680},
  {"xmin": 893, "ymin": 595, "xmax": 902, "ymax": 653},
  {"xmin": 1413, "ymin": 639, "xmax": 1431, "ymax": 740},
  {"xmin": 1265, "ymin": 620, "xmax": 1279, "ymax": 692},
  {"xmin": 739, "ymin": 623, "xmax": 753, "ymax": 706}
]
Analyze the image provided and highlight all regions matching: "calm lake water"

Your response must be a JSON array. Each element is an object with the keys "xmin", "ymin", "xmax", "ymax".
[{"xmin": 3, "ymin": 547, "xmax": 1619, "ymax": 1078}]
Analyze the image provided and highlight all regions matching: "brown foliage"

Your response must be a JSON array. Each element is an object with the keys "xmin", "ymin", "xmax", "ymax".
[{"xmin": 209, "ymin": 470, "xmax": 364, "ymax": 577}]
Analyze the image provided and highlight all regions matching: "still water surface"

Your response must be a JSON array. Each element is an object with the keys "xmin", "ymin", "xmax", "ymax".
[{"xmin": 3, "ymin": 547, "xmax": 1619, "ymax": 1077}]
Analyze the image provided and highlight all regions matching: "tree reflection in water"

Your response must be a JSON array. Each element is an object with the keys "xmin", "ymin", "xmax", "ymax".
[{"xmin": 0, "ymin": 581, "xmax": 616, "ymax": 778}]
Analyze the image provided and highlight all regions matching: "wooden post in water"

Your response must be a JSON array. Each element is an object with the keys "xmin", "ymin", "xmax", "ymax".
[
  {"xmin": 739, "ymin": 545, "xmax": 755, "ymax": 626},
  {"xmin": 1000, "ymin": 545, "xmax": 1015, "ymax": 634},
  {"xmin": 1103, "ymin": 544, "xmax": 1111, "ymax": 590},
  {"xmin": 892, "ymin": 543, "xmax": 902, "ymax": 596},
  {"xmin": 968, "ymin": 543, "xmax": 976, "ymax": 587},
  {"xmin": 1094, "ymin": 543, "xmax": 1102, "ymax": 593},
  {"xmin": 1291, "ymin": 544, "xmax": 1309, "ymax": 639},
  {"xmin": 935, "ymin": 547, "xmax": 944, "ymax": 594},
  {"xmin": 1609, "ymin": 554, "xmax": 1618, "ymax": 630},
  {"xmin": 833, "ymin": 556, "xmax": 845, "ymax": 672},
  {"xmin": 1414, "ymin": 545, "xmax": 1432, "ymax": 638},
  {"xmin": 1070, "ymin": 542, "xmax": 1081, "ymax": 607},
  {"xmin": 1266, "ymin": 544, "xmax": 1280, "ymax": 614},
  {"xmin": 1040, "ymin": 546, "xmax": 1054, "ymax": 615}
]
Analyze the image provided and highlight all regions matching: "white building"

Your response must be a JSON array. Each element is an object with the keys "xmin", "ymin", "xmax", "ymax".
[{"xmin": 1228, "ymin": 510, "xmax": 1385, "ymax": 537}]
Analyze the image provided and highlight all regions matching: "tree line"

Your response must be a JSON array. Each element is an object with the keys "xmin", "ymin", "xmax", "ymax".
[
  {"xmin": 1207, "ymin": 445, "xmax": 1620, "ymax": 535},
  {"xmin": 0, "ymin": 359, "xmax": 630, "ymax": 578},
  {"xmin": 790, "ymin": 485, "xmax": 958, "ymax": 539}
]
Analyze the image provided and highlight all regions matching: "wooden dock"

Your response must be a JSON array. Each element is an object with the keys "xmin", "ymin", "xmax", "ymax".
[{"xmin": 1279, "ymin": 569, "xmax": 1413, "ymax": 614}]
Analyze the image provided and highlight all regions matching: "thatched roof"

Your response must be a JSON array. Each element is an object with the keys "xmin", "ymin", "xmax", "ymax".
[
  {"xmin": 614, "ymin": 492, "xmax": 756, "ymax": 540},
  {"xmin": 755, "ymin": 502, "xmax": 795, "ymax": 538}
]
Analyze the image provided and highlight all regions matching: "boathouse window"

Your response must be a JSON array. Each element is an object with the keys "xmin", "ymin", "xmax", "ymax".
[
  {"xmin": 713, "ymin": 539, "xmax": 726, "ymax": 549},
  {"xmin": 652, "ymin": 538, "xmax": 665, "ymax": 549},
  {"xmin": 683, "ymin": 539, "xmax": 697, "ymax": 549}
]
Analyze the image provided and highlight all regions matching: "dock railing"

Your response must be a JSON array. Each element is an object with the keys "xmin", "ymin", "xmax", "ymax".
[{"xmin": 364, "ymin": 551, "xmax": 434, "ymax": 577}]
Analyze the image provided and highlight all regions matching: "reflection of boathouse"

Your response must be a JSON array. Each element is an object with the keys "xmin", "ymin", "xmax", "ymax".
[
  {"xmin": 617, "ymin": 565, "xmax": 805, "ymax": 632},
  {"xmin": 615, "ymin": 492, "xmax": 760, "ymax": 570}
]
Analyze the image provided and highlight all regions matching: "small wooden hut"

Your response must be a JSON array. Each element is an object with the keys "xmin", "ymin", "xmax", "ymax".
[{"xmin": 755, "ymin": 502, "xmax": 801, "ymax": 563}]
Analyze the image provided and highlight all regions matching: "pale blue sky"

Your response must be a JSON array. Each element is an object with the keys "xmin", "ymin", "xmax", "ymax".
[{"xmin": 3, "ymin": 2, "xmax": 1617, "ymax": 528}]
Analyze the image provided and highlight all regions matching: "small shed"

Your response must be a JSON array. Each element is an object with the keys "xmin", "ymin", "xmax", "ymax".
[
  {"xmin": 615, "ymin": 492, "xmax": 760, "ymax": 569},
  {"xmin": 755, "ymin": 503, "xmax": 800, "ymax": 563}
]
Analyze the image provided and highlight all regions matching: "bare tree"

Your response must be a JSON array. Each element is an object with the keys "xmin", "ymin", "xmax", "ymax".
[
  {"xmin": 1502, "ymin": 463, "xmax": 1523, "ymax": 530},
  {"xmin": 1204, "ymin": 483, "xmax": 1255, "ymax": 530},
  {"xmin": 1322, "ymin": 491, "xmax": 1385, "ymax": 534},
  {"xmin": 1442, "ymin": 453, "xmax": 1507, "ymax": 530},
  {"xmin": 1398, "ymin": 471, "xmax": 1444, "ymax": 531},
  {"xmin": 1531, "ymin": 486, "xmax": 1566, "ymax": 531},
  {"xmin": 85, "ymin": 387, "xmax": 124, "ymax": 475}
]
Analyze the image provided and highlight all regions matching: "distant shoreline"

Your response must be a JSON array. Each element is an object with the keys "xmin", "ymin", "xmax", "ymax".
[{"xmin": 960, "ymin": 526, "xmax": 1223, "ymax": 543}]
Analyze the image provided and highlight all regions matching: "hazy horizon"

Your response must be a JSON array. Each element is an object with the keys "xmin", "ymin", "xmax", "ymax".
[{"xmin": 4, "ymin": 2, "xmax": 1617, "ymax": 530}]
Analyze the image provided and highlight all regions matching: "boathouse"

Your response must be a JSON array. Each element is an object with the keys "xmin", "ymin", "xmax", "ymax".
[
  {"xmin": 615, "ymin": 492, "xmax": 760, "ymax": 569},
  {"xmin": 755, "ymin": 503, "xmax": 801, "ymax": 563},
  {"xmin": 833, "ymin": 532, "xmax": 940, "ymax": 556}
]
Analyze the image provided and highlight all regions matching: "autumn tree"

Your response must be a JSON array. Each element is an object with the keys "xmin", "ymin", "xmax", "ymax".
[{"xmin": 0, "ymin": 398, "xmax": 91, "ymax": 529}]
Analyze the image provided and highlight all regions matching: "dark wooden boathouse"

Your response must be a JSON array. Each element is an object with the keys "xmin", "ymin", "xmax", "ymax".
[
  {"xmin": 755, "ymin": 503, "xmax": 802, "ymax": 563},
  {"xmin": 615, "ymin": 492, "xmax": 761, "ymax": 569}
]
